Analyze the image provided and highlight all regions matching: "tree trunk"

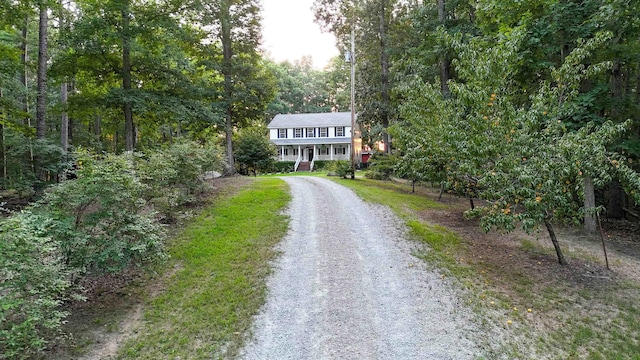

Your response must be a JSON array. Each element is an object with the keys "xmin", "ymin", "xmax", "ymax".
[
  {"xmin": 583, "ymin": 176, "xmax": 597, "ymax": 233},
  {"xmin": 221, "ymin": 1, "xmax": 235, "ymax": 174},
  {"xmin": 93, "ymin": 115, "xmax": 102, "ymax": 141},
  {"xmin": 60, "ymin": 83, "xmax": 69, "ymax": 153},
  {"xmin": 36, "ymin": 1, "xmax": 48, "ymax": 139},
  {"xmin": 544, "ymin": 219, "xmax": 568, "ymax": 265},
  {"xmin": 59, "ymin": 0, "xmax": 69, "ymax": 154},
  {"xmin": 122, "ymin": 3, "xmax": 135, "ymax": 151},
  {"xmin": 379, "ymin": 0, "xmax": 391, "ymax": 154},
  {"xmin": 437, "ymin": 0, "xmax": 450, "ymax": 96},
  {"xmin": 1, "ymin": 89, "xmax": 6, "ymax": 181},
  {"xmin": 21, "ymin": 18, "xmax": 30, "ymax": 126}
]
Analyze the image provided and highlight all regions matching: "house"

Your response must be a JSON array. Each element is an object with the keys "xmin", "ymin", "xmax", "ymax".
[{"xmin": 267, "ymin": 112, "xmax": 365, "ymax": 171}]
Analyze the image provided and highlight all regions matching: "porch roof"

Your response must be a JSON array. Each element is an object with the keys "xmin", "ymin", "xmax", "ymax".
[{"xmin": 272, "ymin": 138, "xmax": 351, "ymax": 146}]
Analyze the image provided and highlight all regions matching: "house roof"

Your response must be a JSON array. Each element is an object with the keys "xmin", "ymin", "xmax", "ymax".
[{"xmin": 267, "ymin": 112, "xmax": 353, "ymax": 128}]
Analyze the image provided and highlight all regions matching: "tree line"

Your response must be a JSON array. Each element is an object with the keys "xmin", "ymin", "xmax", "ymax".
[
  {"xmin": 0, "ymin": 0, "xmax": 349, "ymax": 356},
  {"xmin": 313, "ymin": 0, "xmax": 640, "ymax": 264}
]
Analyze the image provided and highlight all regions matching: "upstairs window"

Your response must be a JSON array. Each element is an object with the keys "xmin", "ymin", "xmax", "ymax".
[
  {"xmin": 278, "ymin": 129, "xmax": 287, "ymax": 138},
  {"xmin": 319, "ymin": 127, "xmax": 328, "ymax": 137},
  {"xmin": 335, "ymin": 126, "xmax": 345, "ymax": 137},
  {"xmin": 306, "ymin": 128, "xmax": 316, "ymax": 138},
  {"xmin": 294, "ymin": 128, "xmax": 303, "ymax": 138}
]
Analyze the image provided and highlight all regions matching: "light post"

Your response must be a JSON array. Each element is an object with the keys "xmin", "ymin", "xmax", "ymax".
[{"xmin": 345, "ymin": 24, "xmax": 356, "ymax": 180}]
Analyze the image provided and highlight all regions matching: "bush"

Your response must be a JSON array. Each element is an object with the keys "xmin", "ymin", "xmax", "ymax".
[
  {"xmin": 365, "ymin": 153, "xmax": 398, "ymax": 180},
  {"xmin": 234, "ymin": 127, "xmax": 276, "ymax": 176},
  {"xmin": 312, "ymin": 160, "xmax": 330, "ymax": 171},
  {"xmin": 39, "ymin": 150, "xmax": 167, "ymax": 274},
  {"xmin": 0, "ymin": 212, "xmax": 73, "ymax": 359},
  {"xmin": 135, "ymin": 141, "xmax": 225, "ymax": 220},
  {"xmin": 268, "ymin": 161, "xmax": 295, "ymax": 173},
  {"xmin": 327, "ymin": 160, "xmax": 354, "ymax": 178}
]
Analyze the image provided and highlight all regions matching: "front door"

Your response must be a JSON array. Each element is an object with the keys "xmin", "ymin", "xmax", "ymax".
[{"xmin": 308, "ymin": 148, "xmax": 314, "ymax": 162}]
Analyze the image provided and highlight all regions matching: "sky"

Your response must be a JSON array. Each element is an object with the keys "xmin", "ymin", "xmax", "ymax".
[{"xmin": 261, "ymin": 0, "xmax": 340, "ymax": 69}]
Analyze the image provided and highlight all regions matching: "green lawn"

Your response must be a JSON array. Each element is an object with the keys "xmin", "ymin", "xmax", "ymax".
[{"xmin": 118, "ymin": 178, "xmax": 290, "ymax": 359}]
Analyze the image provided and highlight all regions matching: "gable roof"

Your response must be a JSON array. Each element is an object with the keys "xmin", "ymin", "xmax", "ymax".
[{"xmin": 267, "ymin": 112, "xmax": 352, "ymax": 128}]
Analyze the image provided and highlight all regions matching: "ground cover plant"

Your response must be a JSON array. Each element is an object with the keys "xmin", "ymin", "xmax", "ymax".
[{"xmin": 332, "ymin": 176, "xmax": 640, "ymax": 359}]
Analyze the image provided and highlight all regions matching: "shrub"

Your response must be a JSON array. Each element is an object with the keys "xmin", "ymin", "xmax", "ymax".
[
  {"xmin": 312, "ymin": 160, "xmax": 330, "ymax": 171},
  {"xmin": 135, "ymin": 141, "xmax": 225, "ymax": 221},
  {"xmin": 39, "ymin": 150, "xmax": 167, "ymax": 274},
  {"xmin": 268, "ymin": 161, "xmax": 295, "ymax": 173},
  {"xmin": 365, "ymin": 153, "xmax": 398, "ymax": 180},
  {"xmin": 327, "ymin": 160, "xmax": 354, "ymax": 178},
  {"xmin": 0, "ymin": 212, "xmax": 73, "ymax": 359},
  {"xmin": 234, "ymin": 127, "xmax": 276, "ymax": 176}
]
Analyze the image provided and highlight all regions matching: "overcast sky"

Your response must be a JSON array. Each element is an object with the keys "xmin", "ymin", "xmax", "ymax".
[{"xmin": 261, "ymin": 0, "xmax": 339, "ymax": 69}]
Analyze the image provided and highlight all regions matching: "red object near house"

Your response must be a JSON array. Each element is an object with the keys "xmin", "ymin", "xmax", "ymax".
[{"xmin": 361, "ymin": 153, "xmax": 371, "ymax": 163}]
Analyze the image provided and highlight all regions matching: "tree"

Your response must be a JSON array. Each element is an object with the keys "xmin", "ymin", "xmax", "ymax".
[
  {"xmin": 234, "ymin": 125, "xmax": 275, "ymax": 176},
  {"xmin": 395, "ymin": 17, "xmax": 640, "ymax": 265},
  {"xmin": 265, "ymin": 56, "xmax": 348, "ymax": 119},
  {"xmin": 314, "ymin": 0, "xmax": 403, "ymax": 153},
  {"xmin": 194, "ymin": 0, "xmax": 268, "ymax": 175},
  {"xmin": 35, "ymin": 0, "xmax": 46, "ymax": 140}
]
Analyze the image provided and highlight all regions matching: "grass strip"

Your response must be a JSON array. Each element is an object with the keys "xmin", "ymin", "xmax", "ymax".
[{"xmin": 118, "ymin": 178, "xmax": 290, "ymax": 359}]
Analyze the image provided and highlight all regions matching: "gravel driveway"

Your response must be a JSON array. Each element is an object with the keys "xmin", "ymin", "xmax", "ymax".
[{"xmin": 239, "ymin": 176, "xmax": 480, "ymax": 360}]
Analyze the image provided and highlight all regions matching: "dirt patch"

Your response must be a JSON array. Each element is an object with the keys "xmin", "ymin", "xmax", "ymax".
[{"xmin": 44, "ymin": 176, "xmax": 254, "ymax": 360}]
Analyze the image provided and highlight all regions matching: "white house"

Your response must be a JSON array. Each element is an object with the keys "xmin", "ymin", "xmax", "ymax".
[{"xmin": 268, "ymin": 112, "xmax": 364, "ymax": 171}]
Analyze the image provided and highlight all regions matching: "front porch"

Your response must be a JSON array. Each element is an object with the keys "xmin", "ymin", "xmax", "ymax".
[{"xmin": 276, "ymin": 144, "xmax": 352, "ymax": 163}]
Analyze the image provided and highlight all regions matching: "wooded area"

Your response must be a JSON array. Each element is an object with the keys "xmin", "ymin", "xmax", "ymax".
[
  {"xmin": 314, "ymin": 0, "xmax": 640, "ymax": 264},
  {"xmin": 1, "ymin": 0, "xmax": 640, "ymax": 357}
]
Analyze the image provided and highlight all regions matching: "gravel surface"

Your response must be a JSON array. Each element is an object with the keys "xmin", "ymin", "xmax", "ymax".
[{"xmin": 239, "ymin": 176, "xmax": 480, "ymax": 360}]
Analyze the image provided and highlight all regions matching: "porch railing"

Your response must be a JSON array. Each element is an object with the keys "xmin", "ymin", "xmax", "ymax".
[{"xmin": 310, "ymin": 158, "xmax": 316, "ymax": 172}]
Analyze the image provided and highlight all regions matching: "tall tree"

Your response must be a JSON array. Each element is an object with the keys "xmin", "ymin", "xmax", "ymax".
[
  {"xmin": 195, "ymin": 0, "xmax": 270, "ymax": 174},
  {"xmin": 314, "ymin": 0, "xmax": 400, "ymax": 152},
  {"xmin": 35, "ymin": 0, "xmax": 47, "ymax": 139}
]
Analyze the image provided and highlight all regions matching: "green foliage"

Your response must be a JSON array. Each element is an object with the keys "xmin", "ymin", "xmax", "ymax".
[
  {"xmin": 0, "ymin": 131, "xmax": 69, "ymax": 196},
  {"xmin": 135, "ymin": 141, "xmax": 225, "ymax": 221},
  {"xmin": 0, "ymin": 140, "xmax": 224, "ymax": 357},
  {"xmin": 0, "ymin": 212, "xmax": 73, "ymax": 359},
  {"xmin": 327, "ymin": 160, "xmax": 353, "ymax": 178},
  {"xmin": 265, "ymin": 56, "xmax": 349, "ymax": 118},
  {"xmin": 234, "ymin": 126, "xmax": 276, "ymax": 176},
  {"xmin": 38, "ymin": 150, "xmax": 167, "ymax": 274},
  {"xmin": 267, "ymin": 161, "xmax": 295, "ymax": 173},
  {"xmin": 394, "ymin": 19, "xmax": 640, "ymax": 263},
  {"xmin": 311, "ymin": 160, "xmax": 331, "ymax": 171},
  {"xmin": 364, "ymin": 153, "xmax": 397, "ymax": 180}
]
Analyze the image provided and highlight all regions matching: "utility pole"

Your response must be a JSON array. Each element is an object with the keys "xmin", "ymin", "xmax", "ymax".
[{"xmin": 348, "ymin": 15, "xmax": 356, "ymax": 180}]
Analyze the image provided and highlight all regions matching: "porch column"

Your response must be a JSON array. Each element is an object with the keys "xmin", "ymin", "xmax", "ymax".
[
  {"xmin": 281, "ymin": 146, "xmax": 284, "ymax": 161},
  {"xmin": 330, "ymin": 144, "xmax": 334, "ymax": 160},
  {"xmin": 298, "ymin": 145, "xmax": 301, "ymax": 160},
  {"xmin": 313, "ymin": 145, "xmax": 317, "ymax": 160},
  {"xmin": 347, "ymin": 144, "xmax": 351, "ymax": 161}
]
